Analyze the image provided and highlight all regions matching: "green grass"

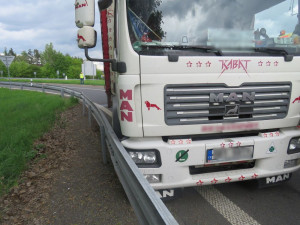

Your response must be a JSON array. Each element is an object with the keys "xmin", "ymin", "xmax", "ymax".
[
  {"xmin": 0, "ymin": 88, "xmax": 78, "ymax": 195},
  {"xmin": 0, "ymin": 78, "xmax": 105, "ymax": 86}
]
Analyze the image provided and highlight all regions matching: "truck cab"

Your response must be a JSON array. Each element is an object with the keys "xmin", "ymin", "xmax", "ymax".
[{"xmin": 77, "ymin": 0, "xmax": 300, "ymax": 192}]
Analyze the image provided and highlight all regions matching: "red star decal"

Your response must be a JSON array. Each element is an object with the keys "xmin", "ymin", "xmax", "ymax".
[
  {"xmin": 252, "ymin": 173, "xmax": 258, "ymax": 179},
  {"xmin": 220, "ymin": 143, "xmax": 225, "ymax": 148},
  {"xmin": 228, "ymin": 142, "xmax": 234, "ymax": 148},
  {"xmin": 258, "ymin": 61, "xmax": 263, "ymax": 66},
  {"xmin": 236, "ymin": 141, "xmax": 242, "ymax": 147},
  {"xmin": 275, "ymin": 131, "xmax": 280, "ymax": 136},
  {"xmin": 196, "ymin": 180, "xmax": 204, "ymax": 186},
  {"xmin": 239, "ymin": 175, "xmax": 245, "ymax": 181},
  {"xmin": 196, "ymin": 61, "xmax": 202, "ymax": 67},
  {"xmin": 179, "ymin": 140, "xmax": 183, "ymax": 144},
  {"xmin": 269, "ymin": 133, "xmax": 274, "ymax": 137},
  {"xmin": 225, "ymin": 177, "xmax": 232, "ymax": 182},
  {"xmin": 206, "ymin": 61, "xmax": 211, "ymax": 67},
  {"xmin": 266, "ymin": 61, "xmax": 271, "ymax": 66},
  {"xmin": 211, "ymin": 178, "xmax": 218, "ymax": 184},
  {"xmin": 274, "ymin": 61, "xmax": 279, "ymax": 66},
  {"xmin": 187, "ymin": 61, "xmax": 193, "ymax": 67}
]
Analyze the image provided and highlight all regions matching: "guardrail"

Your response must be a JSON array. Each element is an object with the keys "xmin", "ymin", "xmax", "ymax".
[
  {"xmin": 0, "ymin": 77, "xmax": 100, "ymax": 81},
  {"xmin": 0, "ymin": 82, "xmax": 179, "ymax": 225}
]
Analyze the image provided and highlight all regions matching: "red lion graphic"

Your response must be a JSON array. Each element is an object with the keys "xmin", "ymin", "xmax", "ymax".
[
  {"xmin": 293, "ymin": 96, "xmax": 300, "ymax": 103},
  {"xmin": 145, "ymin": 101, "xmax": 161, "ymax": 111}
]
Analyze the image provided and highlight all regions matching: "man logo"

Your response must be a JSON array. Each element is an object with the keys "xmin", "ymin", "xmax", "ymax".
[
  {"xmin": 266, "ymin": 174, "xmax": 291, "ymax": 184},
  {"xmin": 210, "ymin": 92, "xmax": 255, "ymax": 103}
]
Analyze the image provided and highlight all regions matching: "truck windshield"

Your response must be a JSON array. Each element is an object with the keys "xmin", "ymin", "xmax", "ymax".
[{"xmin": 126, "ymin": 0, "xmax": 300, "ymax": 55}]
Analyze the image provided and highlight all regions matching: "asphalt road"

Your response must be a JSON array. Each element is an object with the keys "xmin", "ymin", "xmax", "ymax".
[
  {"xmin": 3, "ymin": 83, "xmax": 300, "ymax": 225},
  {"xmin": 49, "ymin": 83, "xmax": 108, "ymax": 106}
]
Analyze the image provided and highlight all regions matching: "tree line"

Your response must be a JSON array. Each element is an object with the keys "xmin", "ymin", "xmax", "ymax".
[{"xmin": 0, "ymin": 43, "xmax": 90, "ymax": 79}]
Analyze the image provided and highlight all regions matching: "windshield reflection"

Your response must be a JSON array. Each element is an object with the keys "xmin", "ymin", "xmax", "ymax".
[{"xmin": 126, "ymin": 0, "xmax": 300, "ymax": 55}]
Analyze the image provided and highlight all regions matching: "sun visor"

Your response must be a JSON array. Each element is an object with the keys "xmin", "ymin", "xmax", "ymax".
[
  {"xmin": 77, "ymin": 26, "xmax": 97, "ymax": 49},
  {"xmin": 75, "ymin": 0, "xmax": 95, "ymax": 28}
]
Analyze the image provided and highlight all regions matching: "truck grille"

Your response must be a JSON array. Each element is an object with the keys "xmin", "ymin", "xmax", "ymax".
[{"xmin": 164, "ymin": 82, "xmax": 291, "ymax": 125}]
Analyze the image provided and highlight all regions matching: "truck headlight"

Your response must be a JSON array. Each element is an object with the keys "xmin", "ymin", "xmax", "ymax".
[
  {"xmin": 288, "ymin": 137, "xmax": 300, "ymax": 154},
  {"xmin": 144, "ymin": 174, "xmax": 161, "ymax": 183},
  {"xmin": 127, "ymin": 149, "xmax": 161, "ymax": 167},
  {"xmin": 284, "ymin": 159, "xmax": 300, "ymax": 168}
]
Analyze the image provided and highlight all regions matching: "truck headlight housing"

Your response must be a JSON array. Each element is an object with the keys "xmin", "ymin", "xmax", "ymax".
[
  {"xmin": 144, "ymin": 174, "xmax": 161, "ymax": 183},
  {"xmin": 284, "ymin": 159, "xmax": 300, "ymax": 168},
  {"xmin": 127, "ymin": 149, "xmax": 161, "ymax": 168},
  {"xmin": 288, "ymin": 137, "xmax": 300, "ymax": 154}
]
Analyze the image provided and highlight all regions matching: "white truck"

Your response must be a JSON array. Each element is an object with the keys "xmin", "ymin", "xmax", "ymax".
[{"xmin": 76, "ymin": 0, "xmax": 300, "ymax": 198}]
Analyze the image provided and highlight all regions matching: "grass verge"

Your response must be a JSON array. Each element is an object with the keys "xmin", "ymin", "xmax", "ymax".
[
  {"xmin": 0, "ymin": 78, "xmax": 105, "ymax": 86},
  {"xmin": 0, "ymin": 88, "xmax": 78, "ymax": 196}
]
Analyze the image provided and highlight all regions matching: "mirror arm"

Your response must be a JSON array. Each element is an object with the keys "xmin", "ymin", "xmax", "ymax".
[
  {"xmin": 84, "ymin": 47, "xmax": 127, "ymax": 73},
  {"xmin": 84, "ymin": 47, "xmax": 112, "ymax": 63}
]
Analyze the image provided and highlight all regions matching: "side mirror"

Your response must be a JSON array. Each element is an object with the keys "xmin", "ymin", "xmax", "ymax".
[
  {"xmin": 75, "ymin": 0, "xmax": 95, "ymax": 28},
  {"xmin": 98, "ymin": 0, "xmax": 113, "ymax": 11},
  {"xmin": 77, "ymin": 26, "xmax": 97, "ymax": 49}
]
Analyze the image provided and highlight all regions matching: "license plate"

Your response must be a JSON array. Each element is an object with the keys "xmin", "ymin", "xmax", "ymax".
[{"xmin": 206, "ymin": 146, "xmax": 254, "ymax": 163}]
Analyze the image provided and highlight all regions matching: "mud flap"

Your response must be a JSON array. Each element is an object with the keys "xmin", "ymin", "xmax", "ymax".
[
  {"xmin": 155, "ymin": 188, "xmax": 182, "ymax": 201},
  {"xmin": 258, "ymin": 173, "xmax": 292, "ymax": 188}
]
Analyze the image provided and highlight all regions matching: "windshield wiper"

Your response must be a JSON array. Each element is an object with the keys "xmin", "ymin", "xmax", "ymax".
[
  {"xmin": 254, "ymin": 47, "xmax": 293, "ymax": 62},
  {"xmin": 174, "ymin": 45, "xmax": 223, "ymax": 56},
  {"xmin": 141, "ymin": 44, "xmax": 223, "ymax": 56}
]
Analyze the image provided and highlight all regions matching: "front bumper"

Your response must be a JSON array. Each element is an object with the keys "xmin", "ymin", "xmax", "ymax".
[{"xmin": 122, "ymin": 127, "xmax": 300, "ymax": 190}]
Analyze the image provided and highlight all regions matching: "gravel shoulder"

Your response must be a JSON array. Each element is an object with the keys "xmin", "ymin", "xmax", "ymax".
[{"xmin": 0, "ymin": 104, "xmax": 138, "ymax": 225}]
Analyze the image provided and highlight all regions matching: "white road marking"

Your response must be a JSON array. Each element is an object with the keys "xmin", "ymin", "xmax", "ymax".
[
  {"xmin": 51, "ymin": 85, "xmax": 105, "ymax": 91},
  {"xmin": 195, "ymin": 186, "xmax": 261, "ymax": 225},
  {"xmin": 94, "ymin": 103, "xmax": 112, "ymax": 118},
  {"xmin": 70, "ymin": 87, "xmax": 105, "ymax": 91}
]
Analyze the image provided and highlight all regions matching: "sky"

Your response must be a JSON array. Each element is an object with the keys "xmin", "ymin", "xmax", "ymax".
[{"xmin": 0, "ymin": 0, "xmax": 103, "ymax": 65}]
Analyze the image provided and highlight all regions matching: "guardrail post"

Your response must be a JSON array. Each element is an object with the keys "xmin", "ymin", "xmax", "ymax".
[
  {"xmin": 100, "ymin": 126, "xmax": 108, "ymax": 164},
  {"xmin": 21, "ymin": 84, "xmax": 23, "ymax": 90},
  {"xmin": 88, "ymin": 105, "xmax": 92, "ymax": 128},
  {"xmin": 82, "ymin": 98, "xmax": 86, "ymax": 116},
  {"xmin": 9, "ymin": 82, "xmax": 11, "ymax": 90},
  {"xmin": 71, "ymin": 91, "xmax": 74, "ymax": 98},
  {"xmin": 42, "ymin": 85, "xmax": 45, "ymax": 93},
  {"xmin": 61, "ymin": 89, "xmax": 64, "ymax": 98}
]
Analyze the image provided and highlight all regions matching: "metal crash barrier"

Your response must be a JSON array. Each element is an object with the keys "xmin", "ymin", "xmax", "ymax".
[{"xmin": 0, "ymin": 82, "xmax": 179, "ymax": 225}]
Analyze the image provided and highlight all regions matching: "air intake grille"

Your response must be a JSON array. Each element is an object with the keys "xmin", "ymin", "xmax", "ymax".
[{"xmin": 164, "ymin": 82, "xmax": 291, "ymax": 125}]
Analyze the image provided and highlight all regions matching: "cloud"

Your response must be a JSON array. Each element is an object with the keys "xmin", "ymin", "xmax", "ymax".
[
  {"xmin": 0, "ymin": 0, "xmax": 102, "ymax": 58},
  {"xmin": 133, "ymin": 0, "xmax": 297, "ymax": 45}
]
